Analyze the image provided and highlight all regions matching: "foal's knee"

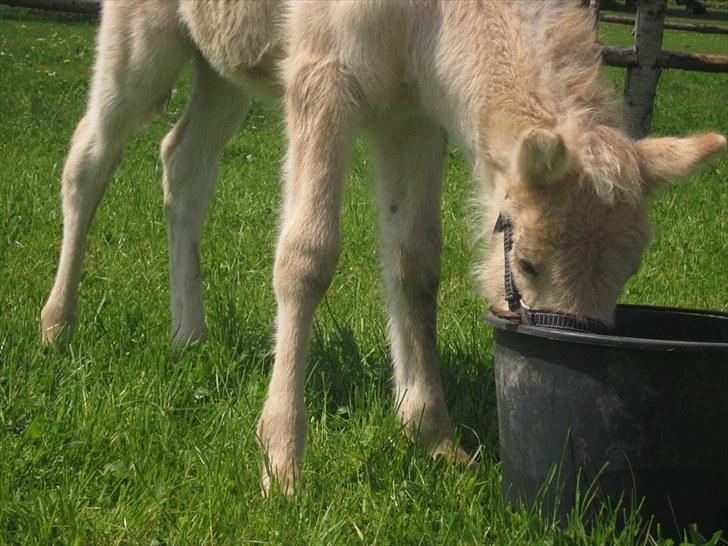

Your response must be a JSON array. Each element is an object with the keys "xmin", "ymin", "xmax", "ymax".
[
  {"xmin": 274, "ymin": 234, "xmax": 341, "ymax": 306},
  {"xmin": 385, "ymin": 237, "xmax": 441, "ymax": 304}
]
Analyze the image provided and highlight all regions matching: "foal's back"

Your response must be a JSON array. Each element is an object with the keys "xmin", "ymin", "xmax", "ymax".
[{"xmin": 108, "ymin": 0, "xmax": 447, "ymax": 102}]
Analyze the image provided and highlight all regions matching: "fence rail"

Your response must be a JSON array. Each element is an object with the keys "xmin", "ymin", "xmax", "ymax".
[
  {"xmin": 603, "ymin": 45, "xmax": 728, "ymax": 72},
  {"xmin": 593, "ymin": 0, "xmax": 727, "ymax": 136},
  {"xmin": 0, "ymin": 0, "xmax": 99, "ymax": 14},
  {"xmin": 600, "ymin": 13, "xmax": 728, "ymax": 34}
]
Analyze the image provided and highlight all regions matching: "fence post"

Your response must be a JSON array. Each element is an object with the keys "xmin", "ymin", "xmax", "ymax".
[
  {"xmin": 589, "ymin": 0, "xmax": 601, "ymax": 29},
  {"xmin": 623, "ymin": 0, "xmax": 666, "ymax": 138}
]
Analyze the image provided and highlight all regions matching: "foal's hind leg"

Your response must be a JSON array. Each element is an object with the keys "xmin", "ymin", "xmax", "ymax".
[
  {"xmin": 161, "ymin": 58, "xmax": 250, "ymax": 347},
  {"xmin": 368, "ymin": 114, "xmax": 469, "ymax": 462},
  {"xmin": 41, "ymin": 5, "xmax": 189, "ymax": 342}
]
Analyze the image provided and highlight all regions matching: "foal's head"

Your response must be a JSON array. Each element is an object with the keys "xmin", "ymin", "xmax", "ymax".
[{"xmin": 482, "ymin": 124, "xmax": 725, "ymax": 325}]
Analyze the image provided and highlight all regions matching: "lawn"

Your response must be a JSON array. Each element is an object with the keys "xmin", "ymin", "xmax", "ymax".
[{"xmin": 0, "ymin": 6, "xmax": 726, "ymax": 546}]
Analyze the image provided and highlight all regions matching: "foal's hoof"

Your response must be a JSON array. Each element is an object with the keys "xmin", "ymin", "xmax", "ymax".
[
  {"xmin": 432, "ymin": 440, "xmax": 476, "ymax": 467},
  {"xmin": 40, "ymin": 305, "xmax": 73, "ymax": 345},
  {"xmin": 260, "ymin": 456, "xmax": 300, "ymax": 499},
  {"xmin": 170, "ymin": 325, "xmax": 209, "ymax": 350}
]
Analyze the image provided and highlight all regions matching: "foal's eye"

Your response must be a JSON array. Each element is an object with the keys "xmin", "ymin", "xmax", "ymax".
[{"xmin": 519, "ymin": 259, "xmax": 538, "ymax": 278}]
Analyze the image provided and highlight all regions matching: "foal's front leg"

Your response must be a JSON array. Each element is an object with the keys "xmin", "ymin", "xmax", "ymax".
[
  {"xmin": 369, "ymin": 115, "xmax": 469, "ymax": 462},
  {"xmin": 257, "ymin": 58, "xmax": 361, "ymax": 495}
]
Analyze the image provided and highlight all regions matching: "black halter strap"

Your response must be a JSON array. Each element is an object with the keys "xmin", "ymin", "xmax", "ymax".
[
  {"xmin": 494, "ymin": 214, "xmax": 523, "ymax": 312},
  {"xmin": 493, "ymin": 214, "xmax": 610, "ymax": 334}
]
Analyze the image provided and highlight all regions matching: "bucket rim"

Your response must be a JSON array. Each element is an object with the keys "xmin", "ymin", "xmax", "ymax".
[{"xmin": 484, "ymin": 304, "xmax": 728, "ymax": 353}]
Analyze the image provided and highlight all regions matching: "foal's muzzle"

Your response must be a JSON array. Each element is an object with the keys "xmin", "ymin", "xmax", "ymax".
[{"xmin": 492, "ymin": 214, "xmax": 610, "ymax": 334}]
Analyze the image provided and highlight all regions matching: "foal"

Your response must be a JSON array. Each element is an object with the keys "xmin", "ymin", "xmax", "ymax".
[{"xmin": 41, "ymin": 0, "xmax": 725, "ymax": 494}]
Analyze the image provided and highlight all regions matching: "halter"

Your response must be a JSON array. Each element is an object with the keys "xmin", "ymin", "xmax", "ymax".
[{"xmin": 492, "ymin": 214, "xmax": 610, "ymax": 334}]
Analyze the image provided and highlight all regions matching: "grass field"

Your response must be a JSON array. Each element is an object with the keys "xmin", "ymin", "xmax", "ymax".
[{"xmin": 1, "ymin": 6, "xmax": 726, "ymax": 546}]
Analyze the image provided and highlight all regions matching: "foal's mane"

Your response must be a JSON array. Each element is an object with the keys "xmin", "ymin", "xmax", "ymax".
[
  {"xmin": 504, "ymin": 1, "xmax": 643, "ymax": 205},
  {"xmin": 512, "ymin": 1, "xmax": 617, "ymax": 128}
]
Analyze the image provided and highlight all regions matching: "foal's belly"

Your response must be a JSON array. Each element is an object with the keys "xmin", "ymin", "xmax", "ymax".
[{"xmin": 179, "ymin": 0, "xmax": 285, "ymax": 97}]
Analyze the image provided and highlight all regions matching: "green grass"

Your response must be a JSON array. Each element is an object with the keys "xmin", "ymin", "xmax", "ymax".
[{"xmin": 1, "ymin": 6, "xmax": 727, "ymax": 545}]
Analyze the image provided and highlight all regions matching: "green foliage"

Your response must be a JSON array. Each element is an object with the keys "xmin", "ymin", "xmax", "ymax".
[{"xmin": 1, "ymin": 7, "xmax": 726, "ymax": 545}]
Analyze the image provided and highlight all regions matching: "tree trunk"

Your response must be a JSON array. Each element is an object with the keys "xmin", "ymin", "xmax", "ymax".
[{"xmin": 623, "ymin": 0, "xmax": 666, "ymax": 138}]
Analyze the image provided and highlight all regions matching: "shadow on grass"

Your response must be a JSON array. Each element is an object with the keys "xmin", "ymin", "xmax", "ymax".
[
  {"xmin": 441, "ymin": 348, "xmax": 499, "ymax": 456},
  {"xmin": 305, "ymin": 317, "xmax": 499, "ymax": 459}
]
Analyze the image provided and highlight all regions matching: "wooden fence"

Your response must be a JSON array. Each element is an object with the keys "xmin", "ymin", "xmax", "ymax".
[
  {"xmin": 600, "ymin": 13, "xmax": 728, "ymax": 34},
  {"xmin": 3, "ymin": 0, "xmax": 727, "ymax": 137},
  {"xmin": 1, "ymin": 0, "xmax": 99, "ymax": 14},
  {"xmin": 593, "ymin": 0, "xmax": 728, "ymax": 137}
]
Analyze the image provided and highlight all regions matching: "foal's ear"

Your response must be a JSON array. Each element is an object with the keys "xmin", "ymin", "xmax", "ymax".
[
  {"xmin": 517, "ymin": 127, "xmax": 570, "ymax": 186},
  {"xmin": 635, "ymin": 132, "xmax": 726, "ymax": 190}
]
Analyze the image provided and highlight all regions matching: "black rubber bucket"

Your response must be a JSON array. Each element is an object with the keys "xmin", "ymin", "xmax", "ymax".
[{"xmin": 485, "ymin": 304, "xmax": 728, "ymax": 536}]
